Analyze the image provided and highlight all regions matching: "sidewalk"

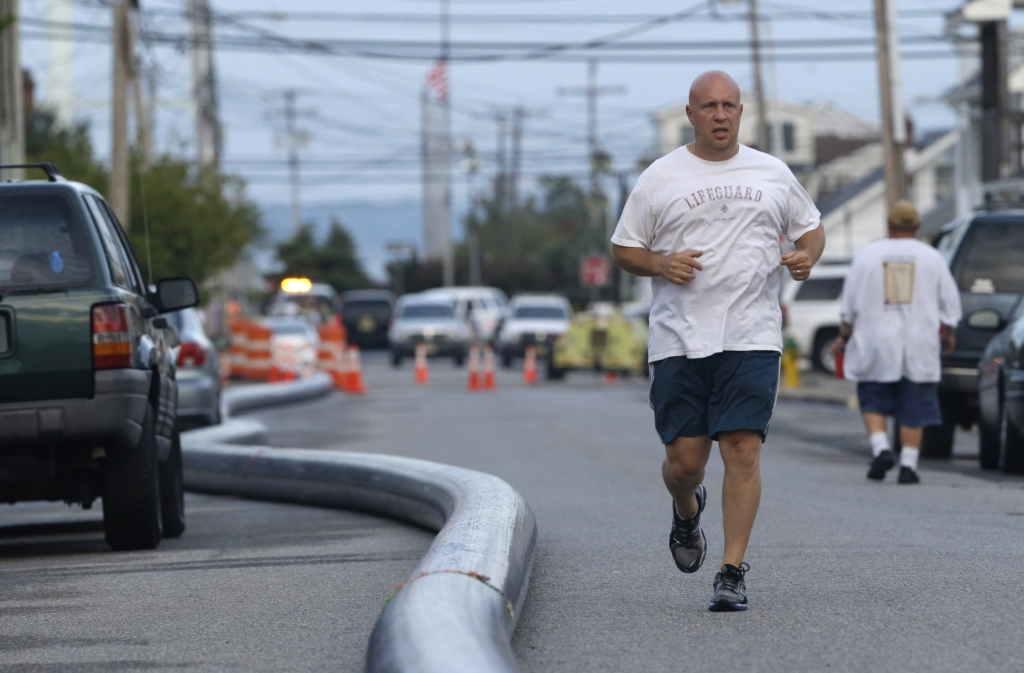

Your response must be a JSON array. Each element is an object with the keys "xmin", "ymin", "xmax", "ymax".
[{"xmin": 777, "ymin": 369, "xmax": 858, "ymax": 407}]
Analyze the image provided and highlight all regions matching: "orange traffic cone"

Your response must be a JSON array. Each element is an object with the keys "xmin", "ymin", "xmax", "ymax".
[
  {"xmin": 483, "ymin": 345, "xmax": 496, "ymax": 391},
  {"xmin": 466, "ymin": 344, "xmax": 481, "ymax": 391},
  {"xmin": 347, "ymin": 345, "xmax": 367, "ymax": 394},
  {"xmin": 333, "ymin": 345, "xmax": 351, "ymax": 390},
  {"xmin": 415, "ymin": 342, "xmax": 429, "ymax": 385},
  {"xmin": 523, "ymin": 344, "xmax": 537, "ymax": 385}
]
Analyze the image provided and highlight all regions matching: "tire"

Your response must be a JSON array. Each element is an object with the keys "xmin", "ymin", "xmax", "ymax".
[
  {"xmin": 546, "ymin": 356, "xmax": 565, "ymax": 381},
  {"xmin": 811, "ymin": 328, "xmax": 839, "ymax": 374},
  {"xmin": 102, "ymin": 404, "xmax": 163, "ymax": 551},
  {"xmin": 501, "ymin": 351, "xmax": 513, "ymax": 369},
  {"xmin": 980, "ymin": 388, "xmax": 1001, "ymax": 470},
  {"xmin": 159, "ymin": 426, "xmax": 186, "ymax": 538},
  {"xmin": 920, "ymin": 392, "xmax": 956, "ymax": 459},
  {"xmin": 999, "ymin": 401, "xmax": 1024, "ymax": 474},
  {"xmin": 453, "ymin": 352, "xmax": 465, "ymax": 367},
  {"xmin": 390, "ymin": 350, "xmax": 402, "ymax": 368}
]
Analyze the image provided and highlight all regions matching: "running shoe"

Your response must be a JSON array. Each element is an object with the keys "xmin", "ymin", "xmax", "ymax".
[
  {"xmin": 897, "ymin": 466, "xmax": 920, "ymax": 484},
  {"xmin": 669, "ymin": 484, "xmax": 707, "ymax": 574},
  {"xmin": 709, "ymin": 562, "xmax": 749, "ymax": 612},
  {"xmin": 867, "ymin": 449, "xmax": 896, "ymax": 481}
]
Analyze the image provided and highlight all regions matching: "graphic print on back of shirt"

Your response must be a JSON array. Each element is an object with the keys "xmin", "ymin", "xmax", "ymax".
[{"xmin": 883, "ymin": 260, "xmax": 915, "ymax": 305}]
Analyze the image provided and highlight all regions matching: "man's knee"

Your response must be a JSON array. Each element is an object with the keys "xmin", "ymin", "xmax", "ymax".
[
  {"xmin": 718, "ymin": 431, "xmax": 761, "ymax": 472},
  {"xmin": 665, "ymin": 436, "xmax": 710, "ymax": 482}
]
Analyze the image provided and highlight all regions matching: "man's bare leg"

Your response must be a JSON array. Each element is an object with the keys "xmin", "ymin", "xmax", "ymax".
[
  {"xmin": 718, "ymin": 429, "xmax": 762, "ymax": 568},
  {"xmin": 862, "ymin": 411, "xmax": 887, "ymax": 436},
  {"xmin": 663, "ymin": 435, "xmax": 713, "ymax": 519}
]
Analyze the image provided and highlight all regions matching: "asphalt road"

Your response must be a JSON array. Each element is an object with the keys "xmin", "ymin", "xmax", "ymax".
[{"xmin": 2, "ymin": 352, "xmax": 1022, "ymax": 672}]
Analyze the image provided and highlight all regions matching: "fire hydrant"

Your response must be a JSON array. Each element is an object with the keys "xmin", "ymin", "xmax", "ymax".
[{"xmin": 781, "ymin": 335, "xmax": 801, "ymax": 389}]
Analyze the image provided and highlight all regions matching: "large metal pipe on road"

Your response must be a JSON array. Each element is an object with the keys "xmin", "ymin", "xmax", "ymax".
[{"xmin": 184, "ymin": 381, "xmax": 537, "ymax": 673}]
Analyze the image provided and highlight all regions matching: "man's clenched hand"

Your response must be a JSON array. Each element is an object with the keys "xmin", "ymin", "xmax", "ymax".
[{"xmin": 659, "ymin": 250, "xmax": 704, "ymax": 285}]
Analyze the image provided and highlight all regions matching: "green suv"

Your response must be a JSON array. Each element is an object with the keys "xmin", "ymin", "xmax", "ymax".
[{"xmin": 0, "ymin": 163, "xmax": 199, "ymax": 550}]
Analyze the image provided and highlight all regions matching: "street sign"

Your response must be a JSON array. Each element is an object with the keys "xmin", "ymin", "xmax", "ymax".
[{"xmin": 579, "ymin": 254, "xmax": 612, "ymax": 288}]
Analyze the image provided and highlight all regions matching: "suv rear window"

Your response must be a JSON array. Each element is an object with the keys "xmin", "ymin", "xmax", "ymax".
[
  {"xmin": 343, "ymin": 300, "xmax": 391, "ymax": 317},
  {"xmin": 0, "ymin": 194, "xmax": 94, "ymax": 291},
  {"xmin": 794, "ymin": 277, "xmax": 844, "ymax": 301},
  {"xmin": 952, "ymin": 221, "xmax": 1024, "ymax": 294}
]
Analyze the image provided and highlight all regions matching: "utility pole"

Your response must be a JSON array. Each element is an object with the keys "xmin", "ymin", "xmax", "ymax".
[
  {"xmin": 283, "ymin": 90, "xmax": 303, "ymax": 234},
  {"xmin": 47, "ymin": 0, "xmax": 74, "ymax": 128},
  {"xmin": 421, "ymin": 0, "xmax": 454, "ymax": 286},
  {"xmin": 439, "ymin": 0, "xmax": 453, "ymax": 287},
  {"xmin": 979, "ymin": 20, "xmax": 1008, "ymax": 182},
  {"xmin": 873, "ymin": 0, "xmax": 907, "ymax": 208},
  {"xmin": 0, "ymin": 0, "xmax": 24, "ymax": 180},
  {"xmin": 110, "ymin": 0, "xmax": 132, "ymax": 228},
  {"xmin": 461, "ymin": 139, "xmax": 482, "ymax": 287},
  {"xmin": 557, "ymin": 60, "xmax": 626, "ymax": 198},
  {"xmin": 188, "ymin": 0, "xmax": 221, "ymax": 167},
  {"xmin": 748, "ymin": 0, "xmax": 771, "ymax": 154},
  {"xmin": 492, "ymin": 110, "xmax": 508, "ymax": 215},
  {"xmin": 509, "ymin": 106, "xmax": 525, "ymax": 210}
]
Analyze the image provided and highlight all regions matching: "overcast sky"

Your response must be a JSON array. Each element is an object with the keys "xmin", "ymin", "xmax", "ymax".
[{"xmin": 17, "ymin": 0, "xmax": 995, "ymax": 211}]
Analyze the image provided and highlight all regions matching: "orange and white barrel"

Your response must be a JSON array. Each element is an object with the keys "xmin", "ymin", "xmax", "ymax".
[
  {"xmin": 228, "ymin": 318, "xmax": 250, "ymax": 379},
  {"xmin": 245, "ymin": 324, "xmax": 273, "ymax": 381}
]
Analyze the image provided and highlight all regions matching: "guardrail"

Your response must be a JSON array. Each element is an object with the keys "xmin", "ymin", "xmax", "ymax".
[{"xmin": 184, "ymin": 378, "xmax": 537, "ymax": 673}]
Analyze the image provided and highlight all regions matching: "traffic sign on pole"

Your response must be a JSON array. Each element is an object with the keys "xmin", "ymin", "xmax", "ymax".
[{"xmin": 579, "ymin": 254, "xmax": 612, "ymax": 288}]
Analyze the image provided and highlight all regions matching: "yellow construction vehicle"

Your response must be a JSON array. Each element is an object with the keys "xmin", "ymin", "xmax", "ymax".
[{"xmin": 548, "ymin": 304, "xmax": 649, "ymax": 379}]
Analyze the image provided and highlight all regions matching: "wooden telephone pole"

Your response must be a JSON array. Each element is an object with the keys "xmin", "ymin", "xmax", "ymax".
[
  {"xmin": 110, "ymin": 0, "xmax": 134, "ymax": 228},
  {"xmin": 873, "ymin": 0, "xmax": 907, "ymax": 208}
]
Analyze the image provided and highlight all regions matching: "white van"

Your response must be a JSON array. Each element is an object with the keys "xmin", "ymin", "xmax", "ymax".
[
  {"xmin": 420, "ymin": 286, "xmax": 508, "ymax": 340},
  {"xmin": 780, "ymin": 263, "xmax": 849, "ymax": 373}
]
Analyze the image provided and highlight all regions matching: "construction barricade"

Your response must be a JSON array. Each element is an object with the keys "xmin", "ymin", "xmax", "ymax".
[
  {"xmin": 245, "ymin": 323, "xmax": 273, "ymax": 382},
  {"xmin": 318, "ymin": 323, "xmax": 348, "ymax": 390},
  {"xmin": 228, "ymin": 318, "xmax": 250, "ymax": 379}
]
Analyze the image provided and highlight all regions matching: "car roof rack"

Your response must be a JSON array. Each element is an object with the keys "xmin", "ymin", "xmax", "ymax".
[{"xmin": 0, "ymin": 162, "xmax": 65, "ymax": 182}]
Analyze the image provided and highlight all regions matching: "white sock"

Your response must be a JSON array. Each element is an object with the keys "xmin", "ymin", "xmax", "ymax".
[
  {"xmin": 869, "ymin": 432, "xmax": 890, "ymax": 457},
  {"xmin": 900, "ymin": 447, "xmax": 920, "ymax": 471}
]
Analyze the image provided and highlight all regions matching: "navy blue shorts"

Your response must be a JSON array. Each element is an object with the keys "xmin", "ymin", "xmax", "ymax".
[
  {"xmin": 857, "ymin": 378, "xmax": 942, "ymax": 428},
  {"xmin": 649, "ymin": 351, "xmax": 781, "ymax": 444}
]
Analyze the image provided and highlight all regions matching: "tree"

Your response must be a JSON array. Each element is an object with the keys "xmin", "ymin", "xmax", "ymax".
[
  {"xmin": 275, "ymin": 218, "xmax": 370, "ymax": 293},
  {"xmin": 25, "ymin": 105, "xmax": 261, "ymax": 287}
]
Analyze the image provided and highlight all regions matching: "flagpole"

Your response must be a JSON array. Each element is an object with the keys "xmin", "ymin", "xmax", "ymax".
[{"xmin": 440, "ymin": 0, "xmax": 454, "ymax": 286}]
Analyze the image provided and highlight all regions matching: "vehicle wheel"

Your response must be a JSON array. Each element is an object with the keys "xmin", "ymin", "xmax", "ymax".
[
  {"xmin": 920, "ymin": 392, "xmax": 956, "ymax": 459},
  {"xmin": 546, "ymin": 356, "xmax": 565, "ymax": 381},
  {"xmin": 501, "ymin": 351, "xmax": 513, "ymax": 369},
  {"xmin": 159, "ymin": 425, "xmax": 186, "ymax": 538},
  {"xmin": 390, "ymin": 350, "xmax": 402, "ymax": 368},
  {"xmin": 811, "ymin": 328, "xmax": 839, "ymax": 374},
  {"xmin": 453, "ymin": 352, "xmax": 465, "ymax": 367},
  {"xmin": 980, "ymin": 411, "xmax": 1001, "ymax": 470},
  {"xmin": 102, "ymin": 403, "xmax": 163, "ymax": 551},
  {"xmin": 999, "ymin": 401, "xmax": 1024, "ymax": 474}
]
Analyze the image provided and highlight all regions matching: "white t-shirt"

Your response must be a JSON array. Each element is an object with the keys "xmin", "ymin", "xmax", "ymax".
[
  {"xmin": 839, "ymin": 237, "xmax": 962, "ymax": 383},
  {"xmin": 611, "ymin": 144, "xmax": 820, "ymax": 362}
]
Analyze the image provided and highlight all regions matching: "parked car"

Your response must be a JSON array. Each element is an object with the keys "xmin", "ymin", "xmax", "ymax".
[
  {"xmin": 261, "ymin": 316, "xmax": 321, "ymax": 377},
  {"xmin": 927, "ymin": 210, "xmax": 1024, "ymax": 457},
  {"xmin": 165, "ymin": 307, "xmax": 221, "ymax": 429},
  {"xmin": 976, "ymin": 297, "xmax": 1024, "ymax": 473},
  {"xmin": 780, "ymin": 263, "xmax": 849, "ymax": 373},
  {"xmin": 341, "ymin": 289, "xmax": 396, "ymax": 349},
  {"xmin": 420, "ymin": 286, "xmax": 507, "ymax": 340},
  {"xmin": 495, "ymin": 294, "xmax": 573, "ymax": 368},
  {"xmin": 0, "ymin": 162, "xmax": 198, "ymax": 550},
  {"xmin": 388, "ymin": 294, "xmax": 471, "ymax": 367}
]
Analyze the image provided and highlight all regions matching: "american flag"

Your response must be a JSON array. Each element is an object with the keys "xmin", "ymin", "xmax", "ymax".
[{"xmin": 426, "ymin": 57, "xmax": 448, "ymax": 101}]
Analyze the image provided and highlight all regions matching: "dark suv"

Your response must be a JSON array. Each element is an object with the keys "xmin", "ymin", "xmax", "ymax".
[
  {"xmin": 0, "ymin": 164, "xmax": 199, "ymax": 550},
  {"xmin": 926, "ymin": 210, "xmax": 1024, "ymax": 457}
]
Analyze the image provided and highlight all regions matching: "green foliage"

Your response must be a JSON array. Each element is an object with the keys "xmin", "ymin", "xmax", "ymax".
[
  {"xmin": 275, "ymin": 218, "xmax": 371, "ymax": 293},
  {"xmin": 392, "ymin": 176, "xmax": 618, "ymax": 304},
  {"xmin": 126, "ymin": 160, "xmax": 261, "ymax": 285},
  {"xmin": 25, "ymin": 106, "xmax": 260, "ymax": 287}
]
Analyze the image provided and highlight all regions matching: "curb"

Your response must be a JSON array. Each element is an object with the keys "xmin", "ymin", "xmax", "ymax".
[
  {"xmin": 183, "ymin": 380, "xmax": 537, "ymax": 673},
  {"xmin": 777, "ymin": 388, "xmax": 857, "ymax": 407}
]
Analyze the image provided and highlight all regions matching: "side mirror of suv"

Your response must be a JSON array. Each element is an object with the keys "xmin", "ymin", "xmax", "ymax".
[
  {"xmin": 966, "ymin": 308, "xmax": 1006, "ymax": 331},
  {"xmin": 154, "ymin": 277, "xmax": 200, "ymax": 313}
]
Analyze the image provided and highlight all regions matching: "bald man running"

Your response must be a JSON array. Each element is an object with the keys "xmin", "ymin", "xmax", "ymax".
[{"xmin": 611, "ymin": 71, "xmax": 825, "ymax": 611}]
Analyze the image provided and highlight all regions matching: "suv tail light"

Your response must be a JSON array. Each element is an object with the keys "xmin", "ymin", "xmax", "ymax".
[
  {"xmin": 92, "ymin": 304, "xmax": 132, "ymax": 369},
  {"xmin": 177, "ymin": 342, "xmax": 206, "ymax": 368}
]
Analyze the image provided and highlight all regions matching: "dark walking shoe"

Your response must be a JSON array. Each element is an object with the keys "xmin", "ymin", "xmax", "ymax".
[
  {"xmin": 897, "ymin": 466, "xmax": 920, "ymax": 484},
  {"xmin": 669, "ymin": 484, "xmax": 707, "ymax": 574},
  {"xmin": 709, "ymin": 562, "xmax": 749, "ymax": 612},
  {"xmin": 867, "ymin": 449, "xmax": 896, "ymax": 481}
]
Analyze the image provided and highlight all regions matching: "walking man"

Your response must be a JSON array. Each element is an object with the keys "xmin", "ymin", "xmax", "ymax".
[
  {"xmin": 610, "ymin": 70, "xmax": 824, "ymax": 611},
  {"xmin": 832, "ymin": 200, "xmax": 961, "ymax": 484}
]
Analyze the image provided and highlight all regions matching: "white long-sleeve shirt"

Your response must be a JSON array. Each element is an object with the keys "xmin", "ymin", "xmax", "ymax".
[{"xmin": 839, "ymin": 237, "xmax": 962, "ymax": 383}]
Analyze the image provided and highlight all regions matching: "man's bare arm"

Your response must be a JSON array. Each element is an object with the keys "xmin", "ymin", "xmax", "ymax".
[
  {"xmin": 780, "ymin": 224, "xmax": 825, "ymax": 281},
  {"xmin": 611, "ymin": 243, "xmax": 705, "ymax": 285}
]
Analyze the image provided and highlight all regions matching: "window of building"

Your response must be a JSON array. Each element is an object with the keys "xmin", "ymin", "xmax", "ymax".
[{"xmin": 782, "ymin": 122, "xmax": 796, "ymax": 152}]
